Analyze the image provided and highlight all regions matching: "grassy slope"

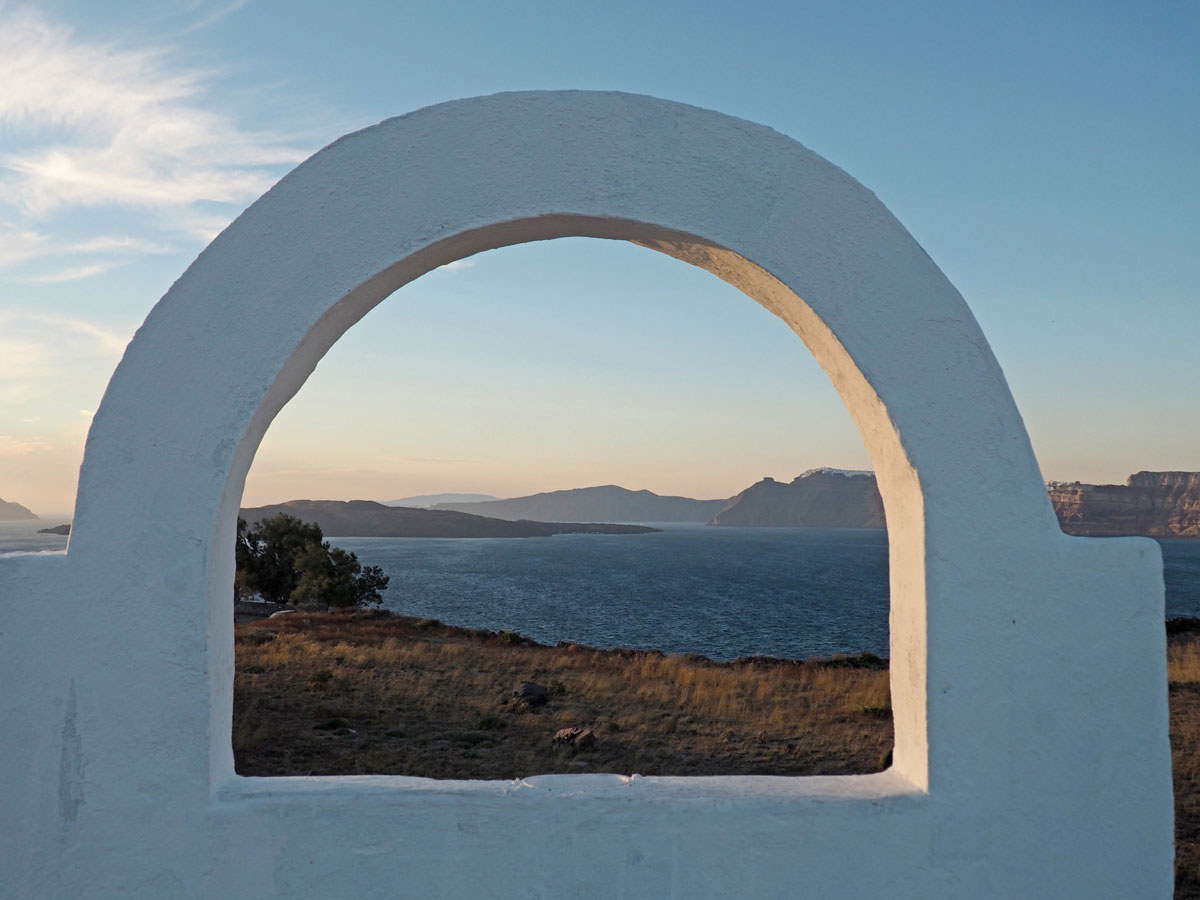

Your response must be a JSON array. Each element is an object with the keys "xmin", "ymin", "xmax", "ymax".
[
  {"xmin": 1172, "ymin": 634, "xmax": 1200, "ymax": 898},
  {"xmin": 234, "ymin": 610, "xmax": 1200, "ymax": 896},
  {"xmin": 234, "ymin": 610, "xmax": 892, "ymax": 779}
]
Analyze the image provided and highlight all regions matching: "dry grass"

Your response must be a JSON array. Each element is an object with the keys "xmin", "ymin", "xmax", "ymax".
[
  {"xmin": 1171, "ymin": 634, "xmax": 1200, "ymax": 898},
  {"xmin": 233, "ymin": 609, "xmax": 892, "ymax": 779},
  {"xmin": 235, "ymin": 610, "xmax": 1200, "ymax": 896}
]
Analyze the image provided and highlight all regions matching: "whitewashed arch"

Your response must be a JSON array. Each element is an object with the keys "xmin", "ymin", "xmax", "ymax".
[{"xmin": 0, "ymin": 91, "xmax": 1172, "ymax": 898}]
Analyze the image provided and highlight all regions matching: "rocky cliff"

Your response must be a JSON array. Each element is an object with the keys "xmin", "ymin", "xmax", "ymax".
[
  {"xmin": 240, "ymin": 499, "xmax": 658, "ymax": 538},
  {"xmin": 433, "ymin": 485, "xmax": 731, "ymax": 523},
  {"xmin": 709, "ymin": 469, "xmax": 886, "ymax": 528},
  {"xmin": 1050, "ymin": 472, "xmax": 1200, "ymax": 538},
  {"xmin": 0, "ymin": 498, "xmax": 37, "ymax": 521},
  {"xmin": 706, "ymin": 469, "xmax": 1200, "ymax": 536}
]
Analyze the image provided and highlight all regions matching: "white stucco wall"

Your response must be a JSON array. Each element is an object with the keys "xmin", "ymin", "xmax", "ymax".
[{"xmin": 0, "ymin": 91, "xmax": 1173, "ymax": 897}]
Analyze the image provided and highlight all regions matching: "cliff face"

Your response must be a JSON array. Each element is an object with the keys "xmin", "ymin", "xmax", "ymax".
[
  {"xmin": 0, "ymin": 498, "xmax": 38, "ymax": 521},
  {"xmin": 709, "ymin": 469, "xmax": 885, "ymax": 528},
  {"xmin": 1050, "ymin": 472, "xmax": 1200, "ymax": 538},
  {"xmin": 434, "ymin": 485, "xmax": 731, "ymax": 523}
]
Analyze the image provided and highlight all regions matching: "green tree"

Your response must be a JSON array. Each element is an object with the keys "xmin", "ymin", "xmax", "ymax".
[{"xmin": 236, "ymin": 514, "xmax": 388, "ymax": 608}]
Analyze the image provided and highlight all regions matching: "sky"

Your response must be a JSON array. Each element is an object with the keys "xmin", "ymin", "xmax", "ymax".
[{"xmin": 0, "ymin": 0, "xmax": 1196, "ymax": 516}]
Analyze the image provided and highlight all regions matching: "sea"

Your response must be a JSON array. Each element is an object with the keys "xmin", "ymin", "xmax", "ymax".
[{"xmin": 6, "ymin": 519, "xmax": 1200, "ymax": 661}]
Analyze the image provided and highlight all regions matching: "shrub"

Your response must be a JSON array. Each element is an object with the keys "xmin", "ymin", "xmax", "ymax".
[{"xmin": 236, "ymin": 514, "xmax": 389, "ymax": 608}]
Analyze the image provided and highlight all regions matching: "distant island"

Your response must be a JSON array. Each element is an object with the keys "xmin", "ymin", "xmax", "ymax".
[
  {"xmin": 432, "ymin": 484, "xmax": 731, "ymax": 523},
  {"xmin": 23, "ymin": 468, "xmax": 1200, "ymax": 539},
  {"xmin": 711, "ymin": 468, "xmax": 885, "ymax": 527},
  {"xmin": 0, "ymin": 498, "xmax": 38, "ymax": 521},
  {"xmin": 239, "ymin": 499, "xmax": 659, "ymax": 538},
  {"xmin": 420, "ymin": 468, "xmax": 1200, "ymax": 538},
  {"xmin": 426, "ymin": 470, "xmax": 883, "ymax": 528},
  {"xmin": 384, "ymin": 492, "xmax": 498, "ymax": 508}
]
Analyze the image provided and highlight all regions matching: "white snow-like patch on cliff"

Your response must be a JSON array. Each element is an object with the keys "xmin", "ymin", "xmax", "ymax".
[{"xmin": 798, "ymin": 467, "xmax": 874, "ymax": 479}]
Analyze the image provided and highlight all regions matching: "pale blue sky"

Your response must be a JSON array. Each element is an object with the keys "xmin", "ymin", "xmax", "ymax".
[{"xmin": 1, "ymin": 0, "xmax": 1196, "ymax": 513}]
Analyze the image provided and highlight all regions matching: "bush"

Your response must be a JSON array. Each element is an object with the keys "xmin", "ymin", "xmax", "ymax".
[{"xmin": 236, "ymin": 514, "xmax": 389, "ymax": 609}]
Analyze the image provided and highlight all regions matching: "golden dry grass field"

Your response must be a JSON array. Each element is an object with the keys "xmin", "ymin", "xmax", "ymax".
[
  {"xmin": 234, "ymin": 610, "xmax": 1200, "ymax": 896},
  {"xmin": 1170, "ymin": 632, "xmax": 1200, "ymax": 898}
]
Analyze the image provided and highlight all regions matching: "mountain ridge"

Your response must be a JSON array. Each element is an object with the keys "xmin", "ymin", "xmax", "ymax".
[
  {"xmin": 709, "ymin": 469, "xmax": 1200, "ymax": 536},
  {"xmin": 432, "ymin": 484, "xmax": 731, "ymax": 523},
  {"xmin": 0, "ymin": 498, "xmax": 38, "ymax": 521},
  {"xmin": 384, "ymin": 493, "xmax": 498, "ymax": 508},
  {"xmin": 240, "ymin": 499, "xmax": 658, "ymax": 538},
  {"xmin": 417, "ymin": 469, "xmax": 1200, "ymax": 536},
  {"xmin": 710, "ymin": 471, "xmax": 886, "ymax": 528}
]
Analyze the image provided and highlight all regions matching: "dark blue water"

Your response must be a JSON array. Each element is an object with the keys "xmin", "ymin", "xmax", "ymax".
[
  {"xmin": 1162, "ymin": 538, "xmax": 1200, "ymax": 614},
  {"xmin": 338, "ymin": 525, "xmax": 890, "ymax": 660},
  {"xmin": 4, "ymin": 520, "xmax": 1198, "ymax": 660},
  {"xmin": 334, "ymin": 526, "xmax": 1200, "ymax": 661}
]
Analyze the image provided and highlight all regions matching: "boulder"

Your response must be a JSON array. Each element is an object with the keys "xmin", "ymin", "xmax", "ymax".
[
  {"xmin": 552, "ymin": 726, "xmax": 596, "ymax": 750},
  {"xmin": 511, "ymin": 682, "xmax": 549, "ymax": 707}
]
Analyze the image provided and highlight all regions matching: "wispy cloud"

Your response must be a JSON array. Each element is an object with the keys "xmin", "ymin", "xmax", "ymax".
[
  {"xmin": 0, "ymin": 5, "xmax": 310, "ymax": 279},
  {"xmin": 0, "ymin": 226, "xmax": 172, "ymax": 271},
  {"xmin": 0, "ymin": 227, "xmax": 51, "ymax": 267},
  {"xmin": 20, "ymin": 262, "xmax": 120, "ymax": 284},
  {"xmin": 68, "ymin": 236, "xmax": 171, "ymax": 255},
  {"xmin": 169, "ymin": 209, "xmax": 240, "ymax": 243},
  {"xmin": 179, "ymin": 0, "xmax": 256, "ymax": 33},
  {"xmin": 0, "ymin": 311, "xmax": 130, "ymax": 382}
]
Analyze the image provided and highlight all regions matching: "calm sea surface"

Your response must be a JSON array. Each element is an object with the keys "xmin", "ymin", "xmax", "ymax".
[
  {"xmin": 342, "ymin": 525, "xmax": 892, "ymax": 661},
  {"xmin": 0, "ymin": 520, "xmax": 73, "ymax": 555},
  {"xmin": 5, "ymin": 520, "xmax": 1200, "ymax": 661},
  {"xmin": 346, "ymin": 526, "xmax": 1200, "ymax": 660}
]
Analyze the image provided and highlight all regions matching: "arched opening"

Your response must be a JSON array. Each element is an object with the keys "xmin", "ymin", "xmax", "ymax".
[
  {"xmin": 197, "ymin": 214, "xmax": 927, "ymax": 784},
  {"xmin": 231, "ymin": 235, "xmax": 894, "ymax": 778}
]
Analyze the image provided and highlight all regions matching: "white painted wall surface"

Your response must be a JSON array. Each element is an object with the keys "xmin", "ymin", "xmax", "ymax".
[{"xmin": 0, "ymin": 91, "xmax": 1172, "ymax": 898}]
